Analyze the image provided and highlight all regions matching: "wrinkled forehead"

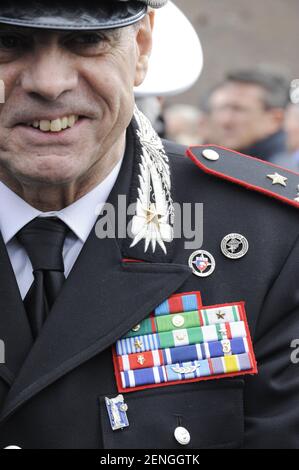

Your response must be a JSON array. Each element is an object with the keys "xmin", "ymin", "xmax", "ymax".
[{"xmin": 0, "ymin": 0, "xmax": 147, "ymax": 31}]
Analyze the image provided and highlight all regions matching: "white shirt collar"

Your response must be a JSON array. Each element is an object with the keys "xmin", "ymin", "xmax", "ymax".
[{"xmin": 0, "ymin": 157, "xmax": 123, "ymax": 245}]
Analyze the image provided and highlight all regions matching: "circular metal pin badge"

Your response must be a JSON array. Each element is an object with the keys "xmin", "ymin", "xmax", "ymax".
[
  {"xmin": 221, "ymin": 233, "xmax": 249, "ymax": 260},
  {"xmin": 188, "ymin": 250, "xmax": 216, "ymax": 277}
]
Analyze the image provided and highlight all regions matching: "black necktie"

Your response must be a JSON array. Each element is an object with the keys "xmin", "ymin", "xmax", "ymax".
[{"xmin": 16, "ymin": 217, "xmax": 70, "ymax": 339}]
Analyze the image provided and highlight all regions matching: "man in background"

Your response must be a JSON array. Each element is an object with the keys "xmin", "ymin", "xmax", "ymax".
[
  {"xmin": 272, "ymin": 103, "xmax": 299, "ymax": 171},
  {"xmin": 205, "ymin": 69, "xmax": 289, "ymax": 162},
  {"xmin": 164, "ymin": 104, "xmax": 208, "ymax": 145}
]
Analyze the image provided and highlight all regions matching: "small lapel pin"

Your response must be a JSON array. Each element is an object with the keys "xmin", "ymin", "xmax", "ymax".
[
  {"xmin": 221, "ymin": 233, "xmax": 249, "ymax": 260},
  {"xmin": 105, "ymin": 395, "xmax": 129, "ymax": 431},
  {"xmin": 188, "ymin": 250, "xmax": 216, "ymax": 277}
]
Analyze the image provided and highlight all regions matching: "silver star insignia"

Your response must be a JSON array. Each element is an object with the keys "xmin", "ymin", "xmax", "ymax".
[{"xmin": 267, "ymin": 173, "xmax": 288, "ymax": 187}]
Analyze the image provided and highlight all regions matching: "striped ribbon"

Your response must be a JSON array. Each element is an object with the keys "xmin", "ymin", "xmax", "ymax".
[
  {"xmin": 120, "ymin": 353, "xmax": 253, "ymax": 389},
  {"xmin": 154, "ymin": 292, "xmax": 202, "ymax": 316},
  {"xmin": 126, "ymin": 304, "xmax": 243, "ymax": 339},
  {"xmin": 116, "ymin": 321, "xmax": 246, "ymax": 355},
  {"xmin": 117, "ymin": 337, "xmax": 249, "ymax": 372}
]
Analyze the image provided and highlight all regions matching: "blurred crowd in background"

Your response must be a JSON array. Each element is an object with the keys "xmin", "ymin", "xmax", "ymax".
[{"xmin": 137, "ymin": 69, "xmax": 299, "ymax": 172}]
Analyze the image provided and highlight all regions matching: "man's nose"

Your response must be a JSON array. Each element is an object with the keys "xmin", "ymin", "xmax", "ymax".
[
  {"xmin": 214, "ymin": 108, "xmax": 235, "ymax": 127},
  {"xmin": 20, "ymin": 47, "xmax": 78, "ymax": 101}
]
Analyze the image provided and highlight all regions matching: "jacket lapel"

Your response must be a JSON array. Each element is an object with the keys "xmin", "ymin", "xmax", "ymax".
[
  {"xmin": 0, "ymin": 236, "xmax": 33, "ymax": 387},
  {"xmin": 0, "ymin": 122, "xmax": 192, "ymax": 422}
]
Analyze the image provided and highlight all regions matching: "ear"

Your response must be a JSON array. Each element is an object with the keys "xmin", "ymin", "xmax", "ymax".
[
  {"xmin": 266, "ymin": 108, "xmax": 285, "ymax": 133},
  {"xmin": 134, "ymin": 11, "xmax": 155, "ymax": 87}
]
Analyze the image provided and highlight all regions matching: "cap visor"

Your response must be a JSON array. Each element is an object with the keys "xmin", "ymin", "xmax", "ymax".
[{"xmin": 0, "ymin": 0, "xmax": 147, "ymax": 30}]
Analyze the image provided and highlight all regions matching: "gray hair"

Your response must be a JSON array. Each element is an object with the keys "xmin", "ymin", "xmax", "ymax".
[{"xmin": 205, "ymin": 69, "xmax": 290, "ymax": 111}]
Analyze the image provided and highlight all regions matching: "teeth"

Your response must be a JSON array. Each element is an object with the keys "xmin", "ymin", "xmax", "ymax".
[
  {"xmin": 29, "ymin": 115, "xmax": 79, "ymax": 132},
  {"xmin": 50, "ymin": 119, "xmax": 62, "ymax": 132},
  {"xmin": 61, "ymin": 117, "xmax": 68, "ymax": 130},
  {"xmin": 68, "ymin": 115, "xmax": 76, "ymax": 128},
  {"xmin": 40, "ymin": 120, "xmax": 51, "ymax": 132}
]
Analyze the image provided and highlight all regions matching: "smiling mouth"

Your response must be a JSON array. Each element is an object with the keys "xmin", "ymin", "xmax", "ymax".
[{"xmin": 21, "ymin": 114, "xmax": 82, "ymax": 133}]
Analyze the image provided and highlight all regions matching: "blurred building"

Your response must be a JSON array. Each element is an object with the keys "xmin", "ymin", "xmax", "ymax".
[{"xmin": 170, "ymin": 0, "xmax": 298, "ymax": 106}]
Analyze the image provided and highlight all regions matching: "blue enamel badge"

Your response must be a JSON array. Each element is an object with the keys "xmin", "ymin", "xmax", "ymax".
[{"xmin": 105, "ymin": 395, "xmax": 129, "ymax": 431}]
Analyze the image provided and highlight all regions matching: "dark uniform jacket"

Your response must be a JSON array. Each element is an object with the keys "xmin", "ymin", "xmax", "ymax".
[
  {"xmin": 0, "ymin": 119, "xmax": 298, "ymax": 449},
  {"xmin": 240, "ymin": 129, "xmax": 287, "ymax": 163}
]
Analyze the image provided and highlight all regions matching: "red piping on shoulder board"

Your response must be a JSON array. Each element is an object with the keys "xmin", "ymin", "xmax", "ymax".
[{"xmin": 186, "ymin": 145, "xmax": 299, "ymax": 209}]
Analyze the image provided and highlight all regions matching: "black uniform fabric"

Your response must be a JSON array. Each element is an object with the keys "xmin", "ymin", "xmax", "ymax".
[{"xmin": 0, "ymin": 122, "xmax": 298, "ymax": 449}]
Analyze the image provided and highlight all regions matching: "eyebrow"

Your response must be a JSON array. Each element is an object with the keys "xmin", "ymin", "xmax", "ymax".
[{"xmin": 0, "ymin": 25, "xmax": 122, "ymax": 41}]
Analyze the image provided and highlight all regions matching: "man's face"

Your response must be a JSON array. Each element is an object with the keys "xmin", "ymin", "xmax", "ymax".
[
  {"xmin": 284, "ymin": 104, "xmax": 299, "ymax": 153},
  {"xmin": 0, "ymin": 21, "xmax": 151, "ymax": 186},
  {"xmin": 208, "ymin": 82, "xmax": 279, "ymax": 150}
]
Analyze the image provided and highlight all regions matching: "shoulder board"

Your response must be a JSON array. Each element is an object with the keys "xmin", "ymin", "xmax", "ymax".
[{"xmin": 187, "ymin": 145, "xmax": 299, "ymax": 209}]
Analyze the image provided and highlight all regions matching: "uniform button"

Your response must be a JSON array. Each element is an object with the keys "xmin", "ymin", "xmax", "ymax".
[
  {"xmin": 4, "ymin": 445, "xmax": 22, "ymax": 449},
  {"xmin": 172, "ymin": 314, "xmax": 185, "ymax": 328},
  {"xmin": 174, "ymin": 426, "xmax": 191, "ymax": 446},
  {"xmin": 202, "ymin": 149, "xmax": 220, "ymax": 161}
]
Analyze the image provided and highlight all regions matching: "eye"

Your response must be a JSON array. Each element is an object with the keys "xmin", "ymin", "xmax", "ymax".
[
  {"xmin": 71, "ymin": 33, "xmax": 107, "ymax": 46},
  {"xmin": 65, "ymin": 32, "xmax": 113, "ymax": 56},
  {"xmin": 0, "ymin": 34, "xmax": 24, "ymax": 49}
]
